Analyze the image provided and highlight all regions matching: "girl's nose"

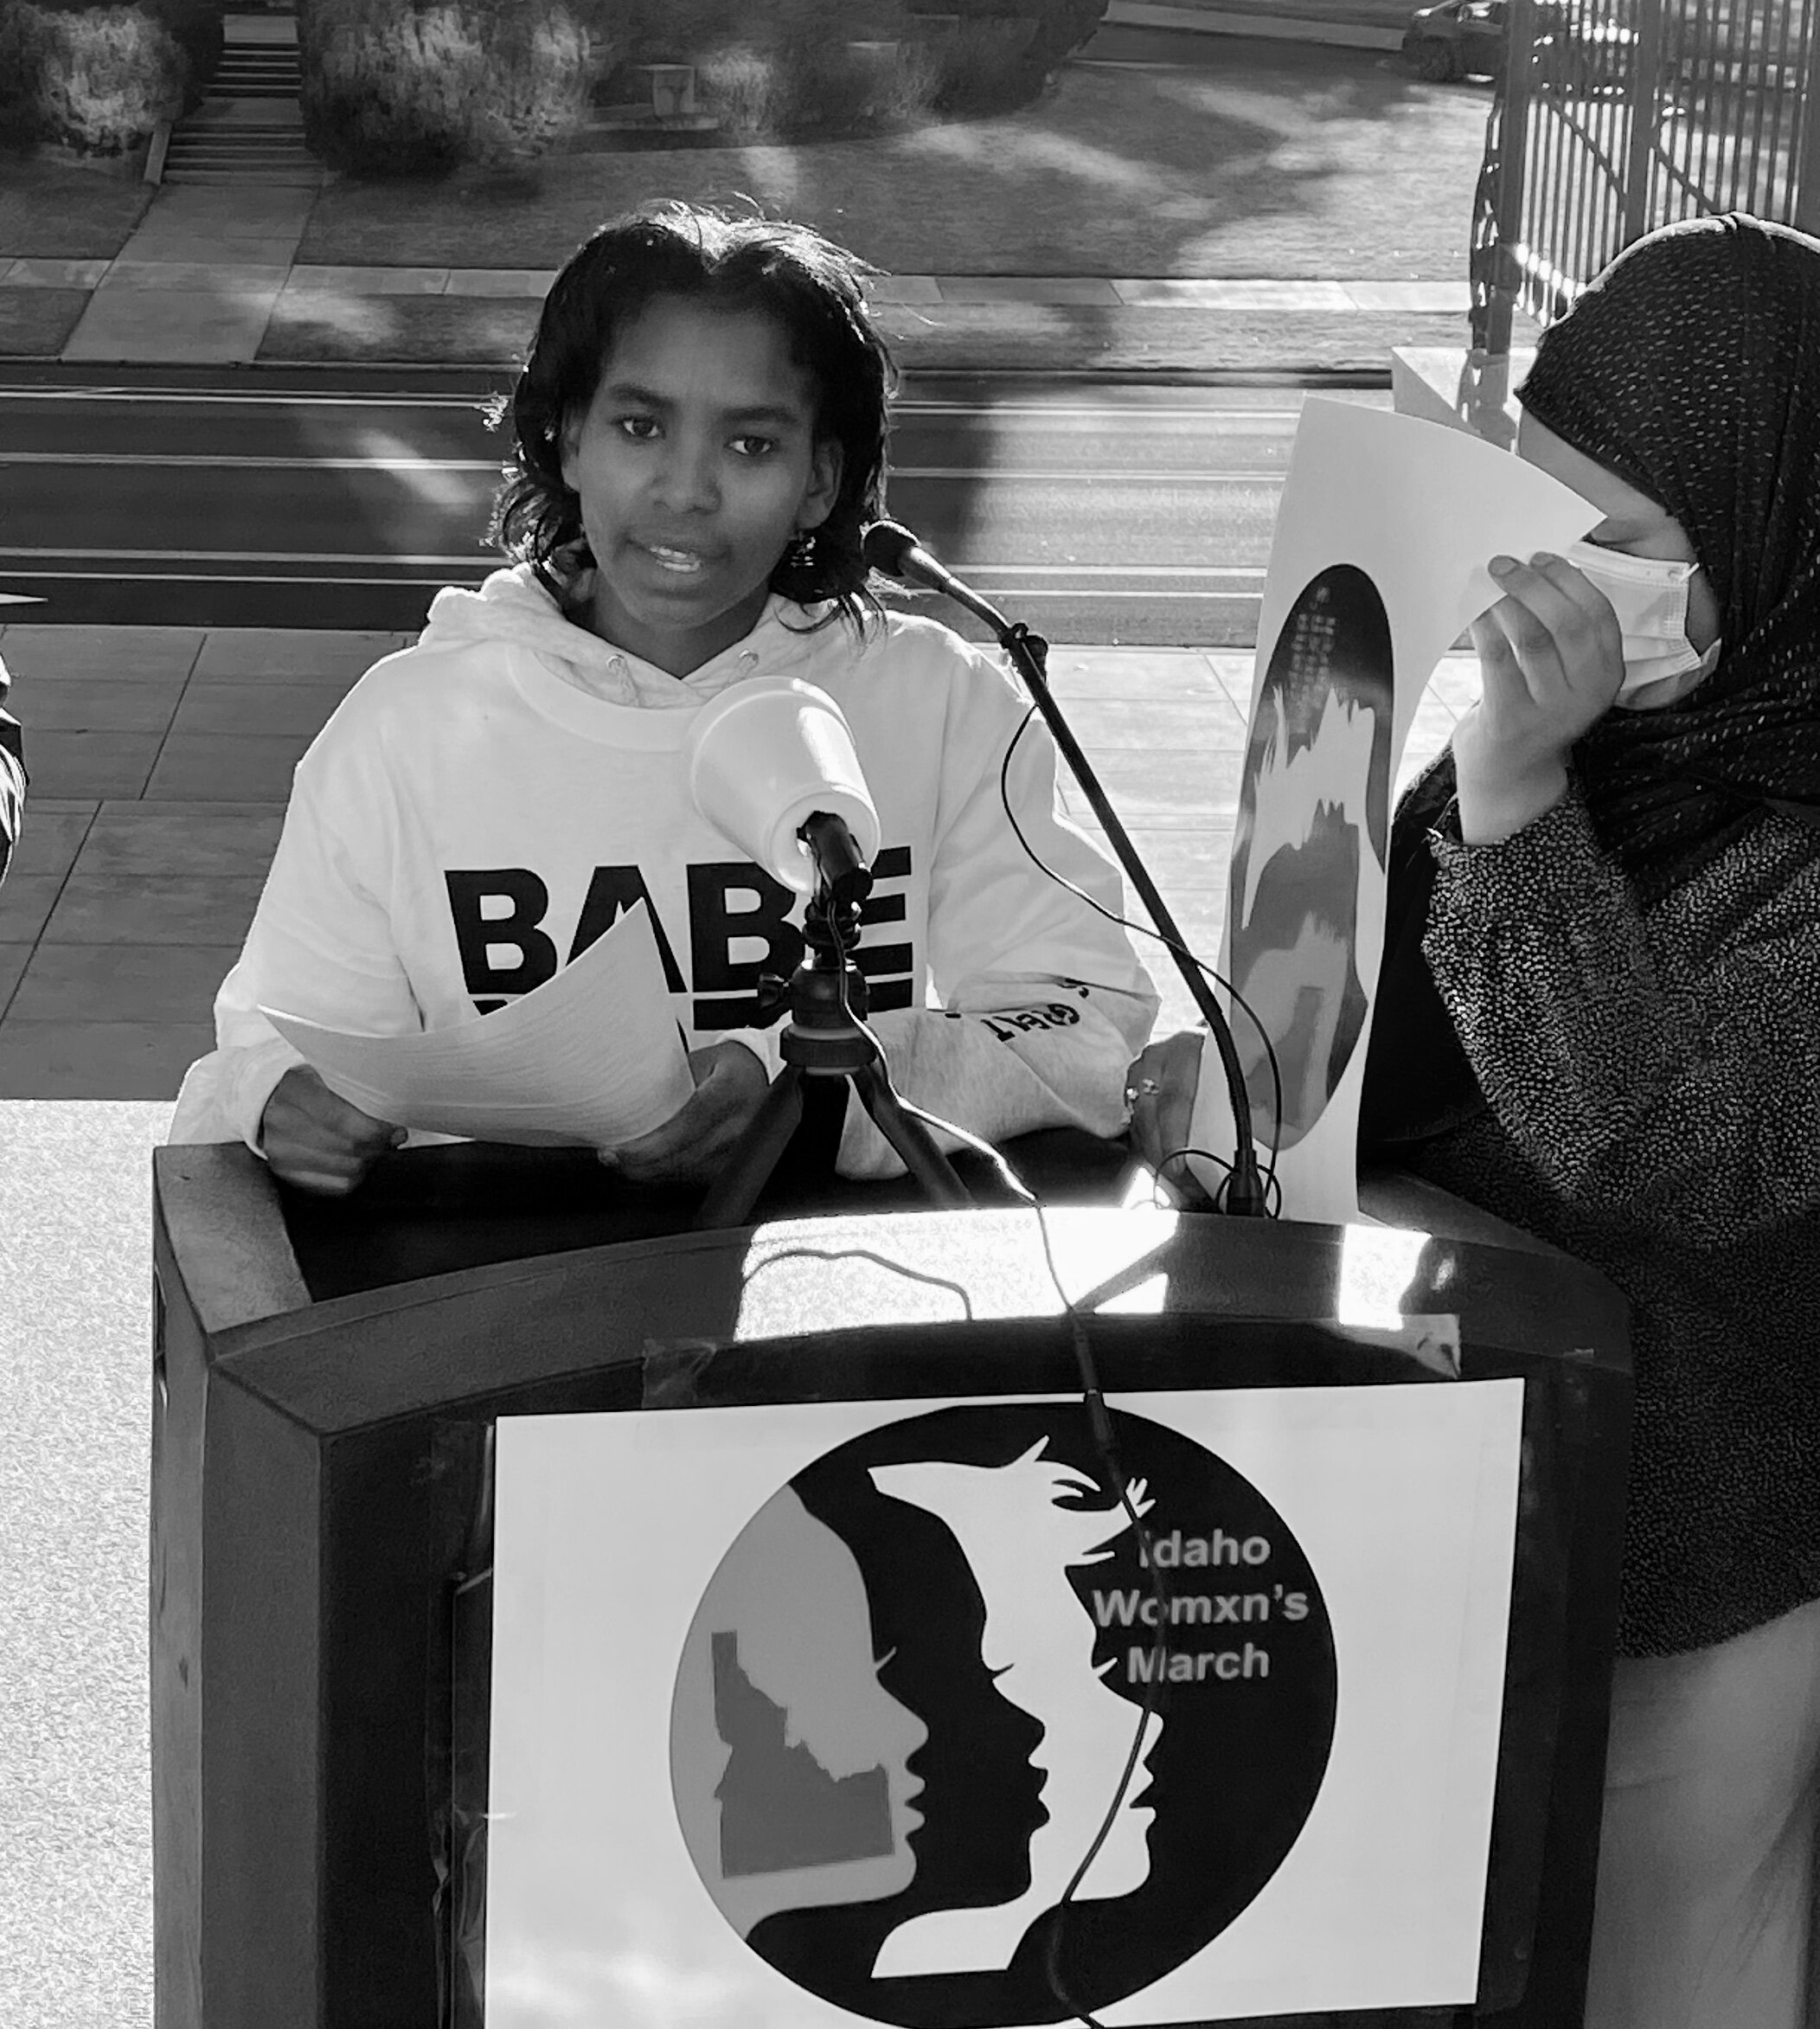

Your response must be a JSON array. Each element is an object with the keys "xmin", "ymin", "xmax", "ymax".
[{"xmin": 652, "ymin": 437, "xmax": 720, "ymax": 512}]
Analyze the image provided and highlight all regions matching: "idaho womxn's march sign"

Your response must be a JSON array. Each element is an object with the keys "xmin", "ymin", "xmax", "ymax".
[{"xmin": 484, "ymin": 1381, "xmax": 1522, "ymax": 2026}]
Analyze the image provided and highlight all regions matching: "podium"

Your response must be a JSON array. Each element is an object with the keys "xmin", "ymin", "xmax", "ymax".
[{"xmin": 150, "ymin": 1135, "xmax": 1631, "ymax": 2029}]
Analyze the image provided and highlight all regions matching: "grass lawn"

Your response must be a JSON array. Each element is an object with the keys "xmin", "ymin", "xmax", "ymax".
[
  {"xmin": 0, "ymin": 157, "xmax": 151, "ymax": 260},
  {"xmin": 296, "ymin": 44, "xmax": 1492, "ymax": 280},
  {"xmin": 0, "ymin": 287, "xmax": 89, "ymax": 356}
]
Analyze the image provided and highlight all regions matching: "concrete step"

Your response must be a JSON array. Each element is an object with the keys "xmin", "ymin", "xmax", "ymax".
[
  {"xmin": 165, "ymin": 148, "xmax": 319, "ymax": 166},
  {"xmin": 161, "ymin": 170, "xmax": 324, "ymax": 185},
  {"xmin": 214, "ymin": 67, "xmax": 300, "ymax": 88}
]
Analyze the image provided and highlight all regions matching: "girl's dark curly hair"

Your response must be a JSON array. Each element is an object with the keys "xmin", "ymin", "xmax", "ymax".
[{"xmin": 487, "ymin": 202, "xmax": 898, "ymax": 638}]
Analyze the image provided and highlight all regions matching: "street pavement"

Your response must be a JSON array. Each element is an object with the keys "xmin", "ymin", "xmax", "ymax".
[{"xmin": 0, "ymin": 373, "xmax": 1397, "ymax": 635}]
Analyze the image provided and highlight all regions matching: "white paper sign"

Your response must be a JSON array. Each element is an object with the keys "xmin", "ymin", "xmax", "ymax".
[
  {"xmin": 1188, "ymin": 401, "xmax": 1601, "ymax": 1223},
  {"xmin": 484, "ymin": 1377, "xmax": 1523, "ymax": 2026},
  {"xmin": 264, "ymin": 899, "xmax": 693, "ymax": 1148}
]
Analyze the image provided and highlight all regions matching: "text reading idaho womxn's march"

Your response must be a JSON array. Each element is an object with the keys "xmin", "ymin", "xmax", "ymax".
[
  {"xmin": 1099, "ymin": 1526, "xmax": 1315, "ymax": 1685},
  {"xmin": 673, "ymin": 1400, "xmax": 1340, "ymax": 2028}
]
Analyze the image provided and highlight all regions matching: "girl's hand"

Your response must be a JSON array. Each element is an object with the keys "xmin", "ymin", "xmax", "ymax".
[
  {"xmin": 606, "ymin": 1042, "xmax": 769, "ymax": 1186},
  {"xmin": 260, "ymin": 1064, "xmax": 407, "ymax": 1196},
  {"xmin": 1454, "ymin": 550, "xmax": 1625, "ymax": 844}
]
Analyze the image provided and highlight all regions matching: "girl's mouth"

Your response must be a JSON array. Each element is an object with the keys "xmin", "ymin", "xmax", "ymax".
[{"xmin": 640, "ymin": 542, "xmax": 708, "ymax": 575}]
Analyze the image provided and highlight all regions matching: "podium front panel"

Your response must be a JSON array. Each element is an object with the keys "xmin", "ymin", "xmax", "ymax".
[{"xmin": 150, "ymin": 1144, "xmax": 1630, "ymax": 2029}]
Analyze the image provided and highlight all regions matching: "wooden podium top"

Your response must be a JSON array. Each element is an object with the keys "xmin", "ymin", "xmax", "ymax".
[{"xmin": 152, "ymin": 1135, "xmax": 1628, "ymax": 1438}]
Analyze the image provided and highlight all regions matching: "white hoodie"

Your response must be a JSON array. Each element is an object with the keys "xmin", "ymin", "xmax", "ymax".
[{"xmin": 169, "ymin": 569, "xmax": 1158, "ymax": 1178}]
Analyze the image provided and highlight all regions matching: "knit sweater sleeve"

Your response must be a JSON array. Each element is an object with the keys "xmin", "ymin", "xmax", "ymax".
[
  {"xmin": 836, "ymin": 639, "xmax": 1159, "ymax": 1180},
  {"xmin": 1420, "ymin": 778, "xmax": 1820, "ymax": 1246}
]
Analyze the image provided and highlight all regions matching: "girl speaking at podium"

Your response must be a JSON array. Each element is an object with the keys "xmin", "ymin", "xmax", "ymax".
[{"xmin": 169, "ymin": 202, "xmax": 1156, "ymax": 1196}]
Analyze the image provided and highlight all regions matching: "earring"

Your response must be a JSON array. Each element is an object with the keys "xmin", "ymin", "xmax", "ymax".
[{"xmin": 785, "ymin": 530, "xmax": 818, "ymax": 572}]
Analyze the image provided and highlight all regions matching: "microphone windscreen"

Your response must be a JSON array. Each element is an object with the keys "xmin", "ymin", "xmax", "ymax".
[{"xmin": 861, "ymin": 520, "xmax": 920, "ymax": 580}]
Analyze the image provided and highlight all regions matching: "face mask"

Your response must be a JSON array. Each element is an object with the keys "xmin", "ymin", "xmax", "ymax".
[{"xmin": 1566, "ymin": 541, "xmax": 1716, "ymax": 697}]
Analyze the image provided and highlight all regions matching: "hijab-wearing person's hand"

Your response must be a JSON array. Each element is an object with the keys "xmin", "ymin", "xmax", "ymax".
[{"xmin": 1454, "ymin": 549, "xmax": 1626, "ymax": 844}]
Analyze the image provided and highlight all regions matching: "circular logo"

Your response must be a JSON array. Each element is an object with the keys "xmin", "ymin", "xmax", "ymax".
[{"xmin": 670, "ymin": 1403, "xmax": 1337, "ymax": 2025}]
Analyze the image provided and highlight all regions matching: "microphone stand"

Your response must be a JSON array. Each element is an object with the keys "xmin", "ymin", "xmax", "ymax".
[
  {"xmin": 870, "ymin": 534, "xmax": 1270, "ymax": 1216},
  {"xmin": 693, "ymin": 812, "xmax": 974, "ymax": 1230}
]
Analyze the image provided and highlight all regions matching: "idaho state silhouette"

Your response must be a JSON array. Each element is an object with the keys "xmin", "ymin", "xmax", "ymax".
[{"xmin": 670, "ymin": 1403, "xmax": 1338, "ymax": 2028}]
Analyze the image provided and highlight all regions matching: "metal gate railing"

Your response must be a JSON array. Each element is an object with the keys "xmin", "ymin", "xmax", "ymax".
[{"xmin": 1470, "ymin": 0, "xmax": 1820, "ymax": 364}]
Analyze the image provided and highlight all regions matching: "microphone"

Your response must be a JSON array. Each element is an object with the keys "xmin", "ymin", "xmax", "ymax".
[
  {"xmin": 862, "ymin": 519, "xmax": 1006, "ymax": 632},
  {"xmin": 861, "ymin": 519, "xmax": 1271, "ymax": 1216},
  {"xmin": 684, "ymin": 676, "xmax": 881, "ymax": 898}
]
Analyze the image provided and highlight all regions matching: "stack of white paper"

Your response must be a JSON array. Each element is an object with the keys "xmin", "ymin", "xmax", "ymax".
[{"xmin": 264, "ymin": 902, "xmax": 696, "ymax": 1150}]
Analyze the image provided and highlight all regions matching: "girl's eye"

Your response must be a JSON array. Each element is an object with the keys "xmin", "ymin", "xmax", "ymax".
[
  {"xmin": 731, "ymin": 434, "xmax": 776, "ymax": 459},
  {"xmin": 616, "ymin": 415, "xmax": 658, "ymax": 440}
]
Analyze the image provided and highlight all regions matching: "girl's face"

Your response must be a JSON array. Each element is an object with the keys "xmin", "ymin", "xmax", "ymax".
[
  {"xmin": 1516, "ymin": 412, "xmax": 1722, "ymax": 709},
  {"xmin": 560, "ymin": 294, "xmax": 842, "ymax": 676}
]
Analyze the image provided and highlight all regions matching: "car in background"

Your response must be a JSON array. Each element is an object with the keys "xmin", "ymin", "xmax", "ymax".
[
  {"xmin": 1403, "ymin": 0, "xmax": 1637, "ymax": 89},
  {"xmin": 1403, "ymin": 0, "xmax": 1505, "ymax": 80}
]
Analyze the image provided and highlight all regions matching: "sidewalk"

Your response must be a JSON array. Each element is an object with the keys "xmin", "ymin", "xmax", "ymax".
[{"xmin": 7, "ymin": 192, "xmax": 1479, "ymax": 369}]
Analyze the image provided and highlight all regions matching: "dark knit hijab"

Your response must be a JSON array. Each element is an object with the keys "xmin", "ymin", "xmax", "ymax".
[{"xmin": 1362, "ymin": 212, "xmax": 1820, "ymax": 1149}]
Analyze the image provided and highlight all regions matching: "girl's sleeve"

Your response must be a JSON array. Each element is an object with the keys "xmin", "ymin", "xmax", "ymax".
[
  {"xmin": 168, "ymin": 733, "xmax": 423, "ymax": 1152},
  {"xmin": 1419, "ymin": 777, "xmax": 1820, "ymax": 1246},
  {"xmin": 836, "ymin": 644, "xmax": 1159, "ymax": 1181}
]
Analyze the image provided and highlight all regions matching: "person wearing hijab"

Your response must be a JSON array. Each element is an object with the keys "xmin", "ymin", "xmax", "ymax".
[{"xmin": 1125, "ymin": 213, "xmax": 1820, "ymax": 2029}]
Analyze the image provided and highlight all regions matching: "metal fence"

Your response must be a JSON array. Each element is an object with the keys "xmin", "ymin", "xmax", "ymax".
[{"xmin": 1471, "ymin": 0, "xmax": 1820, "ymax": 361}]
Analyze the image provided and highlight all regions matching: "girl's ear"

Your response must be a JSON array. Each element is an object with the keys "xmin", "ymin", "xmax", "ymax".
[{"xmin": 798, "ymin": 438, "xmax": 843, "ymax": 533}]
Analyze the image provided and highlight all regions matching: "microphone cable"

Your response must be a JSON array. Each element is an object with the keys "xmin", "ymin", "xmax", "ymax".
[
  {"xmin": 825, "ymin": 907, "xmax": 1177, "ymax": 2029},
  {"xmin": 996, "ymin": 703, "xmax": 1286, "ymax": 1211}
]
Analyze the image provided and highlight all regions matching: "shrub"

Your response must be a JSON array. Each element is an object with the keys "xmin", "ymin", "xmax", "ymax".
[
  {"xmin": 779, "ymin": 35, "xmax": 875, "ymax": 132},
  {"xmin": 776, "ymin": 35, "xmax": 942, "ymax": 132},
  {"xmin": 871, "ymin": 36, "xmax": 943, "ymax": 126},
  {"xmin": 695, "ymin": 43, "xmax": 784, "ymax": 138},
  {"xmin": 465, "ymin": 6, "xmax": 591, "ymax": 163},
  {"xmin": 299, "ymin": 0, "xmax": 591, "ymax": 176},
  {"xmin": 0, "ymin": 0, "xmax": 208, "ymax": 154},
  {"xmin": 934, "ymin": 16, "xmax": 1041, "ymax": 112}
]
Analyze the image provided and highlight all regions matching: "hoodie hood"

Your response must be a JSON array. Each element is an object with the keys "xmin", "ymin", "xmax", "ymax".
[{"xmin": 419, "ymin": 563, "xmax": 827, "ymax": 709}]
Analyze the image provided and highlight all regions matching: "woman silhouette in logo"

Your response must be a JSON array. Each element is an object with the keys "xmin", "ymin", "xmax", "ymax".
[
  {"xmin": 670, "ymin": 1484, "xmax": 931, "ymax": 1936},
  {"xmin": 868, "ymin": 1441, "xmax": 1159, "ymax": 1977}
]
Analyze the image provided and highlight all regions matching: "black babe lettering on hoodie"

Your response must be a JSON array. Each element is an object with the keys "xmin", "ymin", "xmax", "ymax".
[
  {"xmin": 168, "ymin": 569, "xmax": 1158, "ymax": 1176},
  {"xmin": 442, "ymin": 844, "xmax": 917, "ymax": 1024}
]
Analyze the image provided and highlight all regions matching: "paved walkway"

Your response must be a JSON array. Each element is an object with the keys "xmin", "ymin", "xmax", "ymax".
[
  {"xmin": 10, "ymin": 206, "xmax": 1474, "ymax": 366},
  {"xmin": 0, "ymin": 620, "xmax": 1477, "ymax": 1102}
]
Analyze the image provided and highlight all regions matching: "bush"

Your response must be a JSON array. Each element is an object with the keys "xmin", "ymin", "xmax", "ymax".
[
  {"xmin": 299, "ymin": 0, "xmax": 592, "ymax": 176},
  {"xmin": 695, "ymin": 43, "xmax": 783, "ymax": 138},
  {"xmin": 466, "ymin": 6, "xmax": 592, "ymax": 162},
  {"xmin": 0, "ymin": 0, "xmax": 214, "ymax": 154},
  {"xmin": 934, "ymin": 16, "xmax": 1042, "ymax": 112},
  {"xmin": 601, "ymin": 0, "xmax": 1092, "ymax": 137}
]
